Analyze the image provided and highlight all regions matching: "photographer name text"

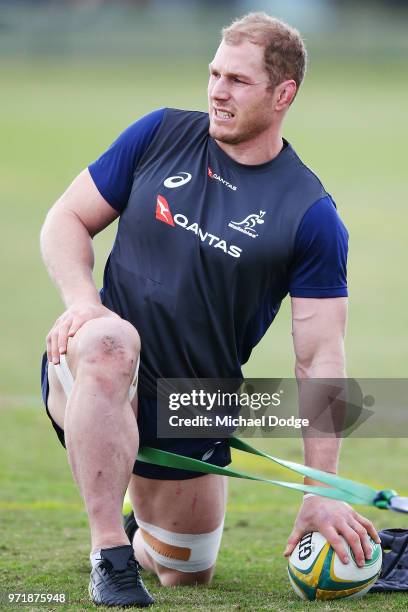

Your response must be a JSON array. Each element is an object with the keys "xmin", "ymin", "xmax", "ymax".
[{"xmin": 168, "ymin": 415, "xmax": 309, "ymax": 429}]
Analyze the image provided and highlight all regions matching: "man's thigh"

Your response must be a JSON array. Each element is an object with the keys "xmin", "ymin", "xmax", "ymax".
[
  {"xmin": 129, "ymin": 474, "xmax": 227, "ymax": 584},
  {"xmin": 130, "ymin": 473, "xmax": 227, "ymax": 532},
  {"xmin": 47, "ymin": 358, "xmax": 139, "ymax": 433}
]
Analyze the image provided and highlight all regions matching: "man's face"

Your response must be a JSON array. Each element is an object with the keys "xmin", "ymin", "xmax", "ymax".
[{"xmin": 208, "ymin": 39, "xmax": 275, "ymax": 145}]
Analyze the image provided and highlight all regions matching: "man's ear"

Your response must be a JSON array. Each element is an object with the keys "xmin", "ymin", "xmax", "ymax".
[{"xmin": 274, "ymin": 80, "xmax": 297, "ymax": 111}]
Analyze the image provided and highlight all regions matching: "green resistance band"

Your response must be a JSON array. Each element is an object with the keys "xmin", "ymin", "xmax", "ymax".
[{"xmin": 137, "ymin": 437, "xmax": 406, "ymax": 512}]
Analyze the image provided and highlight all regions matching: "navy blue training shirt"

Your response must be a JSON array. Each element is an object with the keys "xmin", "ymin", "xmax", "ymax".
[{"xmin": 89, "ymin": 108, "xmax": 348, "ymax": 398}]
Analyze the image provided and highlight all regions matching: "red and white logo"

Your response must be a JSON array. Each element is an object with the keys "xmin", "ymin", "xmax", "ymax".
[
  {"xmin": 154, "ymin": 194, "xmax": 242, "ymax": 258},
  {"xmin": 207, "ymin": 166, "xmax": 237, "ymax": 191},
  {"xmin": 155, "ymin": 195, "xmax": 175, "ymax": 226}
]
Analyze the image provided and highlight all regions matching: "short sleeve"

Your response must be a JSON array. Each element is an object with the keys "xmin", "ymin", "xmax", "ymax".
[
  {"xmin": 289, "ymin": 195, "xmax": 349, "ymax": 298},
  {"xmin": 88, "ymin": 108, "xmax": 165, "ymax": 213}
]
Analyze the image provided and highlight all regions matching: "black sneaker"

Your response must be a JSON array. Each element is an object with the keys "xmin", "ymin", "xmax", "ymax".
[
  {"xmin": 89, "ymin": 545, "xmax": 154, "ymax": 607},
  {"xmin": 124, "ymin": 511, "xmax": 139, "ymax": 545}
]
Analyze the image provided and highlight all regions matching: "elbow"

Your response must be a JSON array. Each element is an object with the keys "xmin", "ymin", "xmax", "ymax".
[
  {"xmin": 295, "ymin": 348, "xmax": 346, "ymax": 379},
  {"xmin": 40, "ymin": 200, "xmax": 61, "ymax": 237},
  {"xmin": 40, "ymin": 206, "xmax": 61, "ymax": 259}
]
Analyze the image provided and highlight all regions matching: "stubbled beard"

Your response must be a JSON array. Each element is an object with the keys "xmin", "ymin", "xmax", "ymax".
[
  {"xmin": 209, "ymin": 114, "xmax": 271, "ymax": 145},
  {"xmin": 209, "ymin": 125, "xmax": 244, "ymax": 145}
]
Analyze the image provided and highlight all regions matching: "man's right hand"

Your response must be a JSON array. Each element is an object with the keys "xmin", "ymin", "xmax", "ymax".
[{"xmin": 46, "ymin": 301, "xmax": 120, "ymax": 364}]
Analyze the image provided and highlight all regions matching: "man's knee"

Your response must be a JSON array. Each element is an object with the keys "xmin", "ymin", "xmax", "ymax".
[
  {"xmin": 68, "ymin": 318, "xmax": 140, "ymax": 392},
  {"xmin": 135, "ymin": 515, "xmax": 223, "ymax": 587},
  {"xmin": 158, "ymin": 566, "xmax": 214, "ymax": 587}
]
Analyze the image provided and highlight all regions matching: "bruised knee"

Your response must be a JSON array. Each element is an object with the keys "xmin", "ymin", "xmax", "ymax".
[
  {"xmin": 70, "ymin": 318, "xmax": 140, "ymax": 391},
  {"xmin": 76, "ymin": 319, "xmax": 140, "ymax": 364}
]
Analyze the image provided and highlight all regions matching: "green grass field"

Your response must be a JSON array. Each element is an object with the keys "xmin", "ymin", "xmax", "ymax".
[{"xmin": 1, "ymin": 55, "xmax": 407, "ymax": 610}]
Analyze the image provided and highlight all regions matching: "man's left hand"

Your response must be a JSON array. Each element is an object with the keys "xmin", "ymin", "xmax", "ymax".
[{"xmin": 283, "ymin": 496, "xmax": 381, "ymax": 567}]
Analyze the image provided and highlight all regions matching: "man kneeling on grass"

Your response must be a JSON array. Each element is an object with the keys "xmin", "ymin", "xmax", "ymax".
[{"xmin": 40, "ymin": 12, "xmax": 379, "ymax": 607}]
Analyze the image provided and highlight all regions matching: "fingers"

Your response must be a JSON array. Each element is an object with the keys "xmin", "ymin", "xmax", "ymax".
[
  {"xmin": 338, "ymin": 523, "xmax": 366, "ymax": 567},
  {"xmin": 68, "ymin": 317, "xmax": 83, "ymax": 338},
  {"xmin": 353, "ymin": 512, "xmax": 380, "ymax": 544},
  {"xmin": 46, "ymin": 328, "xmax": 52, "ymax": 363},
  {"xmin": 283, "ymin": 498, "xmax": 380, "ymax": 571},
  {"xmin": 45, "ymin": 301, "xmax": 113, "ymax": 363},
  {"xmin": 285, "ymin": 521, "xmax": 373, "ymax": 568},
  {"xmin": 46, "ymin": 321, "xmax": 60, "ymax": 364},
  {"xmin": 46, "ymin": 314, "xmax": 73, "ymax": 364},
  {"xmin": 321, "ymin": 519, "xmax": 374, "ymax": 568},
  {"xmin": 284, "ymin": 526, "xmax": 304, "ymax": 557},
  {"xmin": 319, "ymin": 525, "xmax": 350, "ymax": 565},
  {"xmin": 57, "ymin": 318, "xmax": 73, "ymax": 357},
  {"xmin": 349, "ymin": 519, "xmax": 372, "ymax": 561}
]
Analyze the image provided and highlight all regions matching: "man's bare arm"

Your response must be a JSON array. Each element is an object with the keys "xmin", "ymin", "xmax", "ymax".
[
  {"xmin": 284, "ymin": 297, "xmax": 380, "ymax": 566},
  {"xmin": 293, "ymin": 296, "xmax": 347, "ymax": 476},
  {"xmin": 40, "ymin": 169, "xmax": 120, "ymax": 363}
]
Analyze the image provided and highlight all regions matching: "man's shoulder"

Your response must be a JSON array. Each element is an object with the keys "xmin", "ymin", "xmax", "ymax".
[
  {"xmin": 141, "ymin": 108, "xmax": 210, "ymax": 157},
  {"xmin": 284, "ymin": 141, "xmax": 328, "ymax": 204},
  {"xmin": 161, "ymin": 108, "xmax": 209, "ymax": 132},
  {"xmin": 285, "ymin": 142, "xmax": 325, "ymax": 186},
  {"xmin": 164, "ymin": 107, "xmax": 209, "ymax": 121}
]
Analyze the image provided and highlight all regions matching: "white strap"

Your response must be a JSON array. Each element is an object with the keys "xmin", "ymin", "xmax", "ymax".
[
  {"xmin": 51, "ymin": 353, "xmax": 139, "ymax": 401},
  {"xmin": 53, "ymin": 354, "xmax": 74, "ymax": 397},
  {"xmin": 129, "ymin": 356, "xmax": 140, "ymax": 402}
]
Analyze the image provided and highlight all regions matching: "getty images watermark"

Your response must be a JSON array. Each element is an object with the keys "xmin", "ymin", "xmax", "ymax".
[
  {"xmin": 166, "ymin": 388, "xmax": 308, "ymax": 429},
  {"xmin": 156, "ymin": 378, "xmax": 408, "ymax": 439}
]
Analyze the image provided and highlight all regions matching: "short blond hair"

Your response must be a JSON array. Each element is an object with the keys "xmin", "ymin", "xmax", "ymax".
[{"xmin": 222, "ymin": 12, "xmax": 307, "ymax": 90}]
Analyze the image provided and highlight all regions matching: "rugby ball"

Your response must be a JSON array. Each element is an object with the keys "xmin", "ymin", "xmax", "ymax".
[{"xmin": 288, "ymin": 531, "xmax": 382, "ymax": 601}]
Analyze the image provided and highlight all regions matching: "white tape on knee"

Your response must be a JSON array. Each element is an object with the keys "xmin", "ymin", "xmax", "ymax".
[
  {"xmin": 51, "ymin": 354, "xmax": 139, "ymax": 401},
  {"xmin": 135, "ymin": 516, "xmax": 224, "ymax": 572},
  {"xmin": 52, "ymin": 354, "xmax": 74, "ymax": 397}
]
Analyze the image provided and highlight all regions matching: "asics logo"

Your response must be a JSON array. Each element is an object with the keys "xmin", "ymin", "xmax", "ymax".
[
  {"xmin": 201, "ymin": 448, "xmax": 215, "ymax": 461},
  {"xmin": 164, "ymin": 172, "xmax": 192, "ymax": 188}
]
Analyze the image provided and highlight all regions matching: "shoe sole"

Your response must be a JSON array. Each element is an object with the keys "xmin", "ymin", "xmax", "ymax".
[{"xmin": 89, "ymin": 581, "xmax": 153, "ymax": 608}]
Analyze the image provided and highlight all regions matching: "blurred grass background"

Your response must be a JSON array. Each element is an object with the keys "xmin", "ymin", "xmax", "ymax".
[{"xmin": 0, "ymin": 1, "xmax": 407, "ymax": 609}]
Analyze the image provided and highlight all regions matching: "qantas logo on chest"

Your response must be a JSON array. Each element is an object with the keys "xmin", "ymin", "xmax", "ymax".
[
  {"xmin": 155, "ymin": 195, "xmax": 175, "ymax": 226},
  {"xmin": 208, "ymin": 166, "xmax": 237, "ymax": 191},
  {"xmin": 155, "ymin": 195, "xmax": 242, "ymax": 258}
]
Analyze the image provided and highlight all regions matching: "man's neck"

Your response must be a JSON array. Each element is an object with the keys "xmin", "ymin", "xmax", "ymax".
[{"xmin": 215, "ymin": 131, "xmax": 284, "ymax": 166}]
